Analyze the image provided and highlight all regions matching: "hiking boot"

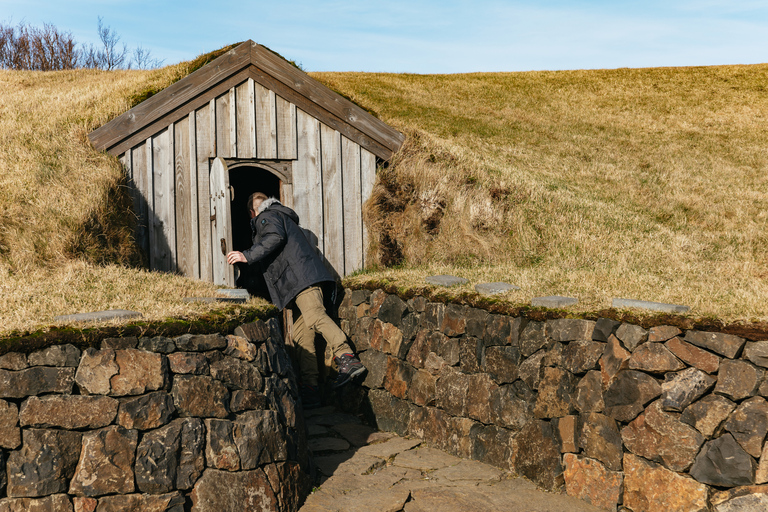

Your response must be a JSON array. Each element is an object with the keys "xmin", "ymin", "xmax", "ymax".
[
  {"xmin": 333, "ymin": 353, "xmax": 367, "ymax": 388},
  {"xmin": 300, "ymin": 383, "xmax": 322, "ymax": 410}
]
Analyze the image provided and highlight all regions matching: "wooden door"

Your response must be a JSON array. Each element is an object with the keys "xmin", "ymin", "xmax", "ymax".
[{"xmin": 210, "ymin": 157, "xmax": 234, "ymax": 287}]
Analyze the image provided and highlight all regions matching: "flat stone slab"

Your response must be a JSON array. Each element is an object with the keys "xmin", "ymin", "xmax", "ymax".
[
  {"xmin": 613, "ymin": 298, "xmax": 690, "ymax": 314},
  {"xmin": 431, "ymin": 460, "xmax": 505, "ymax": 482},
  {"xmin": 475, "ymin": 282, "xmax": 520, "ymax": 296},
  {"xmin": 393, "ymin": 447, "xmax": 462, "ymax": 471},
  {"xmin": 331, "ymin": 423, "xmax": 381, "ymax": 447},
  {"xmin": 531, "ymin": 296, "xmax": 578, "ymax": 308},
  {"xmin": 216, "ymin": 289, "xmax": 251, "ymax": 299},
  {"xmin": 54, "ymin": 309, "xmax": 142, "ymax": 323},
  {"xmin": 356, "ymin": 437, "xmax": 422, "ymax": 459},
  {"xmin": 184, "ymin": 297, "xmax": 248, "ymax": 304},
  {"xmin": 308, "ymin": 437, "xmax": 351, "ymax": 453},
  {"xmin": 426, "ymin": 275, "xmax": 469, "ymax": 287}
]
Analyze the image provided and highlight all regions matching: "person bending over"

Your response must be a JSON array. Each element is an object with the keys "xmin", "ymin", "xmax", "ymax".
[{"xmin": 226, "ymin": 192, "xmax": 365, "ymax": 408}]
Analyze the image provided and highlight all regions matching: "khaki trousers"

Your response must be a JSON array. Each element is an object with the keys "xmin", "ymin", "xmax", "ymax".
[{"xmin": 292, "ymin": 286, "xmax": 351, "ymax": 386}]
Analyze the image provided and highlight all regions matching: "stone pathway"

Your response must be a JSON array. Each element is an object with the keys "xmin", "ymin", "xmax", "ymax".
[{"xmin": 299, "ymin": 406, "xmax": 603, "ymax": 512}]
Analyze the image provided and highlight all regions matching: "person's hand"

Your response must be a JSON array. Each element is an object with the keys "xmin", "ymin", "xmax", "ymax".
[{"xmin": 226, "ymin": 251, "xmax": 246, "ymax": 265}]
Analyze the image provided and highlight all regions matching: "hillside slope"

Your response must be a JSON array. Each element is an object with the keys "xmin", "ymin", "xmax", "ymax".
[{"xmin": 312, "ymin": 65, "xmax": 768, "ymax": 321}]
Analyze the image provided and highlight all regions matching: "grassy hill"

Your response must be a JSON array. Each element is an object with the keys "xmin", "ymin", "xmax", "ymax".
[{"xmin": 1, "ymin": 54, "xmax": 766, "ymax": 336}]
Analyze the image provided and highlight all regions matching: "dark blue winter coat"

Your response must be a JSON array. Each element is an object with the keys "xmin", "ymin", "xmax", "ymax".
[{"xmin": 242, "ymin": 202, "xmax": 333, "ymax": 311}]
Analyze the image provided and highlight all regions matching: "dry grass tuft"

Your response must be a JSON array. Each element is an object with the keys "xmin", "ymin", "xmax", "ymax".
[{"xmin": 314, "ymin": 65, "xmax": 768, "ymax": 322}]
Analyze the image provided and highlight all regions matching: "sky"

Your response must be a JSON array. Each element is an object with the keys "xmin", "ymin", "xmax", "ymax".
[{"xmin": 1, "ymin": 0, "xmax": 766, "ymax": 73}]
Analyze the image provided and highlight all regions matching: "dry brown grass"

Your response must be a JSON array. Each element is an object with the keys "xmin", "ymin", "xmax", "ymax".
[{"xmin": 313, "ymin": 65, "xmax": 768, "ymax": 322}]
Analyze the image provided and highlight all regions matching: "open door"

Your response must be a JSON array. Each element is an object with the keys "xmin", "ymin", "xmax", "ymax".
[{"xmin": 210, "ymin": 157, "xmax": 234, "ymax": 287}]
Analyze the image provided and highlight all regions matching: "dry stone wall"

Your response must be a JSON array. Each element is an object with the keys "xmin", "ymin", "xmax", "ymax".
[
  {"xmin": 0, "ymin": 318, "xmax": 310, "ymax": 512},
  {"xmin": 340, "ymin": 288, "xmax": 768, "ymax": 512}
]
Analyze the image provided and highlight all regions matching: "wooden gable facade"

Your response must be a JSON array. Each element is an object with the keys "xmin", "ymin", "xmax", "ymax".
[{"xmin": 89, "ymin": 40, "xmax": 404, "ymax": 287}]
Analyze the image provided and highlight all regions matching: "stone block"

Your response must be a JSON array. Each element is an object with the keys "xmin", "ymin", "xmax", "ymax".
[
  {"xmin": 117, "ymin": 391, "xmax": 175, "ymax": 430},
  {"xmin": 649, "ymin": 325, "xmax": 682, "ymax": 342},
  {"xmin": 424, "ymin": 352, "xmax": 448, "ymax": 375},
  {"xmin": 0, "ymin": 352, "xmax": 27, "ymax": 371},
  {"xmin": 466, "ymin": 373, "xmax": 496, "ymax": 424},
  {"xmin": 612, "ymin": 298, "xmax": 690, "ymax": 314},
  {"xmin": 661, "ymin": 367, "xmax": 716, "ymax": 412},
  {"xmin": 406, "ymin": 294, "xmax": 426, "ymax": 312},
  {"xmin": 101, "ymin": 337, "xmax": 139, "ymax": 350},
  {"xmin": 744, "ymin": 341, "xmax": 768, "ymax": 368},
  {"xmin": 73, "ymin": 496, "xmax": 97, "ymax": 512},
  {"xmin": 437, "ymin": 336, "xmax": 461, "ymax": 367},
  {"xmin": 359, "ymin": 350, "xmax": 387, "ymax": 388},
  {"xmin": 519, "ymin": 321, "xmax": 548, "ymax": 357},
  {"xmin": 558, "ymin": 415, "xmax": 578, "ymax": 453},
  {"xmin": 408, "ymin": 369, "xmax": 436, "ymax": 406},
  {"xmin": 715, "ymin": 359, "xmax": 762, "ymax": 401},
  {"xmin": 350, "ymin": 288, "xmax": 372, "ymax": 306},
  {"xmin": 137, "ymin": 336, "xmax": 176, "ymax": 354},
  {"xmin": 369, "ymin": 289, "xmax": 388, "ymax": 317},
  {"xmin": 260, "ymin": 329, "xmax": 293, "ymax": 377},
  {"xmin": 135, "ymin": 420, "xmax": 184, "ymax": 494},
  {"xmin": 724, "ymin": 396, "xmax": 768, "ymax": 458},
  {"xmin": 623, "ymin": 453, "xmax": 708, "ymax": 512},
  {"xmin": 205, "ymin": 419, "xmax": 240, "ymax": 471},
  {"xmin": 592, "ymin": 318, "xmax": 620, "ymax": 342},
  {"xmin": 579, "ymin": 412, "xmax": 623, "ymax": 471},
  {"xmin": 174, "ymin": 333, "xmax": 227, "ymax": 352},
  {"xmin": 459, "ymin": 336, "xmax": 483, "ymax": 373},
  {"xmin": 629, "ymin": 342, "xmax": 685, "ymax": 373},
  {"xmin": 563, "ymin": 454, "xmax": 623, "ymax": 512},
  {"xmin": 110, "ymin": 349, "xmax": 166, "ymax": 396},
  {"xmin": 518, "ymin": 349, "xmax": 546, "ymax": 390},
  {"xmin": 531, "ymin": 295, "xmax": 578, "ymax": 308},
  {"xmin": 222, "ymin": 335, "xmax": 258, "ymax": 362},
  {"xmin": 171, "ymin": 375, "xmax": 229, "ymax": 418},
  {"xmin": 534, "ymin": 366, "xmax": 577, "ymax": 418},
  {"xmin": 0, "ymin": 398, "xmax": 20, "ymax": 449},
  {"xmin": 7, "ymin": 429, "xmax": 82, "ymax": 498},
  {"xmin": 444, "ymin": 416, "xmax": 477, "ymax": 459},
  {"xmin": 75, "ymin": 348, "xmax": 117, "ymax": 395},
  {"xmin": 209, "ymin": 356, "xmax": 263, "ymax": 391},
  {"xmin": 490, "ymin": 385, "xmax": 532, "ymax": 431},
  {"xmin": 561, "ymin": 340, "xmax": 605, "ymax": 374},
  {"xmin": 474, "ymin": 282, "xmax": 520, "ymax": 295},
  {"xmin": 690, "ymin": 433, "xmax": 756, "ymax": 487},
  {"xmin": 665, "ymin": 336, "xmax": 721, "ymax": 374},
  {"xmin": 408, "ymin": 405, "xmax": 449, "ymax": 450},
  {"xmin": 621, "ymin": 399, "xmax": 704, "ymax": 472},
  {"xmin": 94, "ymin": 492, "xmax": 186, "ymax": 512},
  {"xmin": 189, "ymin": 469, "xmax": 278, "ymax": 512},
  {"xmin": 405, "ymin": 329, "xmax": 433, "ymax": 369},
  {"xmin": 425, "ymin": 275, "xmax": 468, "ymax": 287},
  {"xmin": 69, "ymin": 426, "xmax": 136, "ymax": 497},
  {"xmin": 54, "ymin": 309, "xmax": 141, "ymax": 323},
  {"xmin": 20, "ymin": 395, "xmax": 118, "ymax": 429},
  {"xmin": 383, "ymin": 356, "xmax": 413, "ymax": 400},
  {"xmin": 370, "ymin": 320, "xmax": 404, "ymax": 356},
  {"xmin": 441, "ymin": 304, "xmax": 467, "ymax": 337},
  {"xmin": 435, "ymin": 367, "xmax": 469, "ymax": 417},
  {"xmin": 599, "ymin": 334, "xmax": 630, "ymax": 389},
  {"xmin": 0, "ymin": 366, "xmax": 75, "ymax": 398},
  {"xmin": 234, "ymin": 320, "xmax": 270, "ymax": 342},
  {"xmin": 681, "ymin": 394, "xmax": 737, "ymax": 438},
  {"xmin": 615, "ymin": 323, "xmax": 647, "ymax": 351},
  {"xmin": 484, "ymin": 345, "xmax": 521, "ymax": 383},
  {"xmin": 546, "ymin": 318, "xmax": 595, "ymax": 342},
  {"xmin": 177, "ymin": 418, "xmax": 206, "ymax": 490},
  {"xmin": 716, "ymin": 493, "xmax": 768, "ymax": 512},
  {"xmin": 377, "ymin": 294, "xmax": 409, "ymax": 325},
  {"xmin": 229, "ymin": 390, "xmax": 268, "ymax": 413},
  {"xmin": 28, "ymin": 344, "xmax": 80, "ymax": 367},
  {"xmin": 603, "ymin": 370, "xmax": 661, "ymax": 422},
  {"xmin": 233, "ymin": 410, "xmax": 287, "ymax": 468},
  {"xmin": 574, "ymin": 371, "xmax": 604, "ymax": 413},
  {"xmin": 685, "ymin": 330, "xmax": 746, "ymax": 359},
  {"xmin": 167, "ymin": 352, "xmax": 209, "ymax": 375},
  {"xmin": 471, "ymin": 424, "xmax": 513, "ymax": 469},
  {"xmin": 484, "ymin": 314, "xmax": 521, "ymax": 347},
  {"xmin": 0, "ymin": 494, "xmax": 74, "ymax": 512},
  {"xmin": 512, "ymin": 420, "xmax": 563, "ymax": 491}
]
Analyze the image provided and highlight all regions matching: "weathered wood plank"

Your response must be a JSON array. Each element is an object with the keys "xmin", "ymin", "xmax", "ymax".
[
  {"xmin": 188, "ymin": 111, "xmax": 200, "ymax": 279},
  {"xmin": 229, "ymin": 87, "xmax": 237, "ymax": 157},
  {"xmin": 236, "ymin": 80, "xmax": 254, "ymax": 158},
  {"xmin": 210, "ymin": 157, "xmax": 234, "ymax": 287},
  {"xmin": 276, "ymin": 96, "xmax": 297, "ymax": 160},
  {"xmin": 341, "ymin": 136, "xmax": 363, "ymax": 275},
  {"xmin": 196, "ymin": 103, "xmax": 214, "ymax": 283},
  {"xmin": 215, "ymin": 92, "xmax": 232, "ymax": 159},
  {"xmin": 321, "ymin": 124, "xmax": 344, "ymax": 277},
  {"xmin": 175, "ymin": 116, "xmax": 194, "ymax": 277},
  {"xmin": 255, "ymin": 81, "xmax": 277, "ymax": 159},
  {"xmin": 143, "ymin": 138, "xmax": 155, "ymax": 267},
  {"xmin": 361, "ymin": 149, "xmax": 377, "ymax": 269},
  {"xmin": 151, "ymin": 128, "xmax": 175, "ymax": 272},
  {"xmin": 89, "ymin": 43, "xmax": 251, "ymax": 152},
  {"xmin": 293, "ymin": 109, "xmax": 323, "ymax": 254},
  {"xmin": 131, "ymin": 142, "xmax": 150, "ymax": 260}
]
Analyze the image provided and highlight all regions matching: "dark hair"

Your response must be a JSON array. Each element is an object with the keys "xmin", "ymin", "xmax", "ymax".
[{"xmin": 248, "ymin": 192, "xmax": 268, "ymax": 212}]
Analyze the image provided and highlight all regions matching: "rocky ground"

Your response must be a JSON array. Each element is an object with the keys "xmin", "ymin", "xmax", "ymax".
[{"xmin": 299, "ymin": 406, "xmax": 602, "ymax": 512}]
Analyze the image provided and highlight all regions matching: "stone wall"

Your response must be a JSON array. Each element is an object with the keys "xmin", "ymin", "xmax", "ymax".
[
  {"xmin": 340, "ymin": 288, "xmax": 768, "ymax": 512},
  {"xmin": 0, "ymin": 318, "xmax": 311, "ymax": 512}
]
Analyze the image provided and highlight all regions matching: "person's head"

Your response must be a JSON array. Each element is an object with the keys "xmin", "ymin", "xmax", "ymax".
[{"xmin": 248, "ymin": 192, "xmax": 269, "ymax": 218}]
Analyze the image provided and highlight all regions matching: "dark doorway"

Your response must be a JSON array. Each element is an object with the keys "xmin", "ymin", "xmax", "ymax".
[{"xmin": 228, "ymin": 166, "xmax": 281, "ymax": 298}]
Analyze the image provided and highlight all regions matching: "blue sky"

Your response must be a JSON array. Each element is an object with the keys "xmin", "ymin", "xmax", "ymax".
[{"xmin": 1, "ymin": 0, "xmax": 766, "ymax": 73}]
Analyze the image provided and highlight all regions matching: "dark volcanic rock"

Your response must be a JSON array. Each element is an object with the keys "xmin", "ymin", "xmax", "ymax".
[
  {"xmin": 689, "ymin": 433, "xmax": 756, "ymax": 487},
  {"xmin": 579, "ymin": 412, "xmax": 623, "ymax": 471},
  {"xmin": 599, "ymin": 335, "xmax": 630, "ymax": 389},
  {"xmin": 547, "ymin": 318, "xmax": 595, "ymax": 342},
  {"xmin": 681, "ymin": 394, "xmax": 737, "ymax": 438},
  {"xmin": 534, "ymin": 367, "xmax": 577, "ymax": 418},
  {"xmin": 234, "ymin": 410, "xmax": 288, "ymax": 469},
  {"xmin": 592, "ymin": 318, "xmax": 620, "ymax": 342},
  {"xmin": 723, "ymin": 396, "xmax": 768, "ymax": 458},
  {"xmin": 28, "ymin": 344, "xmax": 81, "ymax": 367},
  {"xmin": 484, "ymin": 345, "xmax": 521, "ymax": 384},
  {"xmin": 648, "ymin": 325, "xmax": 682, "ymax": 343},
  {"xmin": 615, "ymin": 323, "xmax": 647, "ymax": 351},
  {"xmin": 7, "ymin": 428, "xmax": 82, "ymax": 497},
  {"xmin": 69, "ymin": 426, "xmax": 137, "ymax": 497},
  {"xmin": 436, "ymin": 367, "xmax": 470, "ymax": 417},
  {"xmin": 661, "ymin": 367, "xmax": 716, "ymax": 412},
  {"xmin": 209, "ymin": 356, "xmax": 263, "ymax": 391},
  {"xmin": 167, "ymin": 352, "xmax": 209, "ymax": 375},
  {"xmin": 561, "ymin": 340, "xmax": 605, "ymax": 375},
  {"xmin": 138, "ymin": 336, "xmax": 176, "ymax": 353},
  {"xmin": 628, "ymin": 342, "xmax": 685, "ymax": 373},
  {"xmin": 623, "ymin": 453, "xmax": 708, "ymax": 512},
  {"xmin": 603, "ymin": 370, "xmax": 661, "ymax": 422},
  {"xmin": 190, "ymin": 468, "xmax": 278, "ymax": 512},
  {"xmin": 205, "ymin": 419, "xmax": 240, "ymax": 471},
  {"xmin": 20, "ymin": 395, "xmax": 118, "ymax": 430},
  {"xmin": 171, "ymin": 375, "xmax": 229, "ymax": 418},
  {"xmin": 519, "ymin": 321, "xmax": 548, "ymax": 357},
  {"xmin": 377, "ymin": 294, "xmax": 408, "ymax": 326},
  {"xmin": 685, "ymin": 330, "xmax": 745, "ymax": 359},
  {"xmin": 714, "ymin": 359, "xmax": 762, "ymax": 401},
  {"xmin": 175, "ymin": 333, "xmax": 228, "ymax": 352},
  {"xmin": 512, "ymin": 420, "xmax": 563, "ymax": 491},
  {"xmin": 117, "ymin": 391, "xmax": 176, "ymax": 430},
  {"xmin": 665, "ymin": 336, "xmax": 721, "ymax": 374},
  {"xmin": 490, "ymin": 385, "xmax": 532, "ymax": 431},
  {"xmin": 573, "ymin": 371, "xmax": 604, "ymax": 414},
  {"xmin": 0, "ymin": 367, "xmax": 75, "ymax": 398}
]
